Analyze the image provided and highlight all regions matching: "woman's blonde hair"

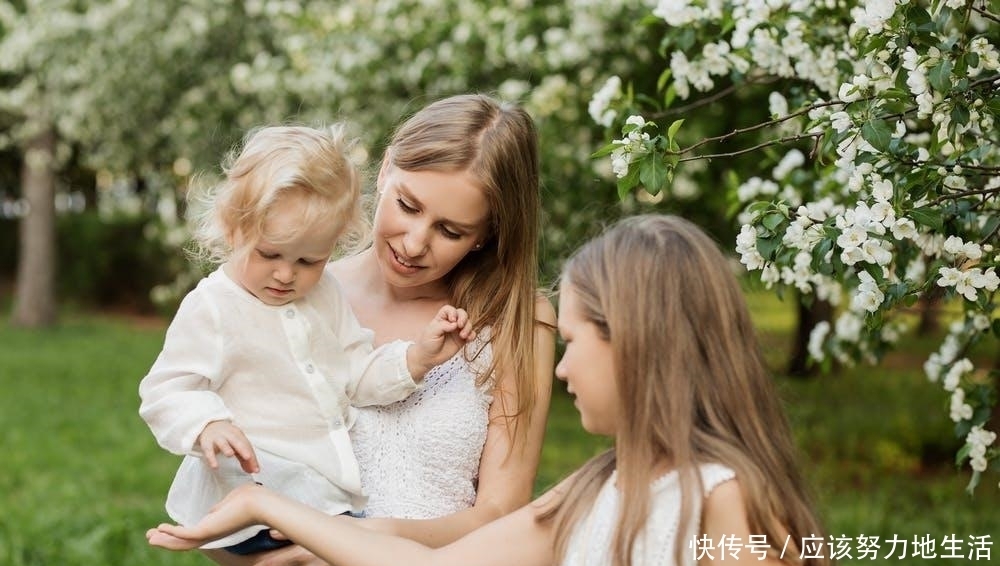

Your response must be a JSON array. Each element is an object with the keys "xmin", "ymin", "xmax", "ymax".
[
  {"xmin": 188, "ymin": 124, "xmax": 364, "ymax": 265},
  {"xmin": 542, "ymin": 215, "xmax": 827, "ymax": 566},
  {"xmin": 384, "ymin": 94, "xmax": 542, "ymax": 440}
]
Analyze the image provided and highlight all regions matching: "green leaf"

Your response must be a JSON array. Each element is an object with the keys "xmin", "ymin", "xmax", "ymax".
[
  {"xmin": 906, "ymin": 4, "xmax": 932, "ymax": 26},
  {"xmin": 657, "ymin": 68, "xmax": 672, "ymax": 94},
  {"xmin": 811, "ymin": 238, "xmax": 833, "ymax": 269},
  {"xmin": 591, "ymin": 143, "xmax": 617, "ymax": 158},
  {"xmin": 956, "ymin": 442, "xmax": 972, "ymax": 465},
  {"xmin": 762, "ymin": 212, "xmax": 785, "ymax": 232},
  {"xmin": 928, "ymin": 59, "xmax": 953, "ymax": 93},
  {"xmin": 966, "ymin": 470, "xmax": 981, "ymax": 495},
  {"xmin": 755, "ymin": 235, "xmax": 781, "ymax": 260},
  {"xmin": 861, "ymin": 120, "xmax": 892, "ymax": 152},
  {"xmin": 666, "ymin": 118, "xmax": 684, "ymax": 142},
  {"xmin": 886, "ymin": 282, "xmax": 909, "ymax": 301},
  {"xmin": 951, "ymin": 104, "xmax": 970, "ymax": 129},
  {"xmin": 865, "ymin": 265, "xmax": 886, "ymax": 285},
  {"xmin": 909, "ymin": 207, "xmax": 944, "ymax": 231},
  {"xmin": 638, "ymin": 157, "xmax": 669, "ymax": 195},
  {"xmin": 663, "ymin": 84, "xmax": 677, "ymax": 109},
  {"xmin": 616, "ymin": 163, "xmax": 641, "ymax": 201}
]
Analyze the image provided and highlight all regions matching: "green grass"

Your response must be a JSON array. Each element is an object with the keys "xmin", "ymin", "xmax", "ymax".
[
  {"xmin": 0, "ymin": 313, "xmax": 203, "ymax": 566},
  {"xmin": 2, "ymin": 293, "xmax": 999, "ymax": 565}
]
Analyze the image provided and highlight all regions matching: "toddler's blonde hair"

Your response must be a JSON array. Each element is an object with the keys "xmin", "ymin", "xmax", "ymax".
[{"xmin": 188, "ymin": 124, "xmax": 365, "ymax": 265}]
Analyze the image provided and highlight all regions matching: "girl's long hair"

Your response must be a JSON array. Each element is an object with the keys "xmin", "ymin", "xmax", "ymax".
[
  {"xmin": 383, "ymin": 94, "xmax": 543, "ymax": 441},
  {"xmin": 540, "ymin": 215, "xmax": 827, "ymax": 566}
]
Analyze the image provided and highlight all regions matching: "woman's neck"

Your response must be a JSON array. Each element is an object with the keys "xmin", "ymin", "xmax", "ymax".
[{"xmin": 353, "ymin": 248, "xmax": 450, "ymax": 305}]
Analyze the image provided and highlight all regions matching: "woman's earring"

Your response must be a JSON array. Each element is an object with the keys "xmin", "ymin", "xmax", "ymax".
[{"xmin": 473, "ymin": 243, "xmax": 483, "ymax": 250}]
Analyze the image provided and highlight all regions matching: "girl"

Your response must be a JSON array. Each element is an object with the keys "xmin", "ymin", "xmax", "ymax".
[
  {"xmin": 148, "ymin": 214, "xmax": 829, "ymax": 566},
  {"xmin": 205, "ymin": 94, "xmax": 556, "ymax": 565},
  {"xmin": 139, "ymin": 124, "xmax": 473, "ymax": 555}
]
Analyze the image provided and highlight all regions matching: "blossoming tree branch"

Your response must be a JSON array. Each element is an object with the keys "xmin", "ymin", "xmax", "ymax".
[{"xmin": 590, "ymin": 0, "xmax": 999, "ymax": 491}]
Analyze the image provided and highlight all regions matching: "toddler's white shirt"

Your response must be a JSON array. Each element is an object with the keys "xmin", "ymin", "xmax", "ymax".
[{"xmin": 139, "ymin": 267, "xmax": 416, "ymax": 547}]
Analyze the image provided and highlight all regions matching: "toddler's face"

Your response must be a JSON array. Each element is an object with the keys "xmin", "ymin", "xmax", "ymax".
[{"xmin": 226, "ymin": 198, "xmax": 340, "ymax": 306}]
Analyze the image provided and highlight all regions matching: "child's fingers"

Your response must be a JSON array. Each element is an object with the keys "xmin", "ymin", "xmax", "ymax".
[
  {"xmin": 436, "ymin": 305, "xmax": 456, "ymax": 322},
  {"xmin": 235, "ymin": 445, "xmax": 260, "ymax": 474},
  {"xmin": 200, "ymin": 439, "xmax": 220, "ymax": 469}
]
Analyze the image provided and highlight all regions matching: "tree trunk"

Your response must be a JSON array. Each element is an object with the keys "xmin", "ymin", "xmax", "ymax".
[
  {"xmin": 786, "ymin": 293, "xmax": 833, "ymax": 378},
  {"xmin": 11, "ymin": 126, "xmax": 58, "ymax": 327},
  {"xmin": 916, "ymin": 286, "xmax": 944, "ymax": 336}
]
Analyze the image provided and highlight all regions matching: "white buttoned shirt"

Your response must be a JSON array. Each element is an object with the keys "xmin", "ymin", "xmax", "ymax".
[{"xmin": 139, "ymin": 267, "xmax": 417, "ymax": 547}]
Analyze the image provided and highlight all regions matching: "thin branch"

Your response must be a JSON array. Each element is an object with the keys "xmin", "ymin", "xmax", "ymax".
[
  {"xmin": 677, "ymin": 132, "xmax": 823, "ymax": 162},
  {"xmin": 894, "ymin": 158, "xmax": 1000, "ymax": 174},
  {"xmin": 968, "ymin": 73, "xmax": 1000, "ymax": 90},
  {"xmin": 651, "ymin": 75, "xmax": 781, "ymax": 119},
  {"xmin": 651, "ymin": 82, "xmax": 744, "ymax": 119},
  {"xmin": 971, "ymin": 4, "xmax": 1000, "ymax": 25},
  {"xmin": 932, "ymin": 186, "xmax": 1000, "ymax": 205},
  {"xmin": 674, "ymin": 100, "xmax": 842, "ymax": 156}
]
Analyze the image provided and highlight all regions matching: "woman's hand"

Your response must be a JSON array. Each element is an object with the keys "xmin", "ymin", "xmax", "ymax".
[{"xmin": 147, "ymin": 484, "xmax": 268, "ymax": 550}]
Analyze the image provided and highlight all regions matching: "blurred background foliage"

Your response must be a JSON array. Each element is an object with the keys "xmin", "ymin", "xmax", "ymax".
[{"xmin": 1, "ymin": 0, "xmax": 760, "ymax": 310}]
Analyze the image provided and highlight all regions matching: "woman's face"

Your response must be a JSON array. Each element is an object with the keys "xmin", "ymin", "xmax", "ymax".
[
  {"xmin": 555, "ymin": 286, "xmax": 619, "ymax": 436},
  {"xmin": 372, "ymin": 164, "xmax": 490, "ymax": 293}
]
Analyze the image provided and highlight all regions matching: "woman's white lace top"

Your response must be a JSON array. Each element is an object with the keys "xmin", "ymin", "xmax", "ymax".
[
  {"xmin": 351, "ymin": 335, "xmax": 494, "ymax": 518},
  {"xmin": 561, "ymin": 463, "xmax": 736, "ymax": 566}
]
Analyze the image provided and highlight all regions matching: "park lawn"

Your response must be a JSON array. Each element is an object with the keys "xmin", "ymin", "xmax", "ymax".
[{"xmin": 2, "ymin": 293, "xmax": 999, "ymax": 566}]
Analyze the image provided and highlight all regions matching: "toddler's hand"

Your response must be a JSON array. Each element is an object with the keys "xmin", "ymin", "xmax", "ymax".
[
  {"xmin": 407, "ymin": 305, "xmax": 475, "ymax": 378},
  {"xmin": 197, "ymin": 420, "xmax": 260, "ymax": 474}
]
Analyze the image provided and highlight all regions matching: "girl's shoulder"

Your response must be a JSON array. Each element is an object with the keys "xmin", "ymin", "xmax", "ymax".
[
  {"xmin": 535, "ymin": 292, "xmax": 557, "ymax": 326},
  {"xmin": 698, "ymin": 462, "xmax": 737, "ymax": 493}
]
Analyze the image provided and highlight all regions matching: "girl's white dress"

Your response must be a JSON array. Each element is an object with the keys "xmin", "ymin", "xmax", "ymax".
[
  {"xmin": 351, "ymin": 336, "xmax": 494, "ymax": 518},
  {"xmin": 561, "ymin": 463, "xmax": 736, "ymax": 566}
]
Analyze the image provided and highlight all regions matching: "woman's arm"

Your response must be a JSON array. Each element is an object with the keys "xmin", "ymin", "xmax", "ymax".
[
  {"xmin": 370, "ymin": 296, "xmax": 557, "ymax": 547},
  {"xmin": 197, "ymin": 297, "xmax": 558, "ymax": 565},
  {"xmin": 149, "ymin": 483, "xmax": 556, "ymax": 566}
]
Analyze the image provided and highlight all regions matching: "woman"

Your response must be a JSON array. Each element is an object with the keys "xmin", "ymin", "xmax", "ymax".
[
  {"xmin": 152, "ymin": 214, "xmax": 829, "ymax": 566},
  {"xmin": 204, "ymin": 94, "xmax": 556, "ymax": 565}
]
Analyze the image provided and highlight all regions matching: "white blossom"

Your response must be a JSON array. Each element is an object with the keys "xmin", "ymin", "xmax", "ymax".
[
  {"xmin": 588, "ymin": 76, "xmax": 621, "ymax": 127},
  {"xmin": 950, "ymin": 388, "xmax": 973, "ymax": 422},
  {"xmin": 808, "ymin": 321, "xmax": 830, "ymax": 362}
]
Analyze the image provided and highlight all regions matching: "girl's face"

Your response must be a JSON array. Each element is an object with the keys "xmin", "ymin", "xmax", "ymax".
[
  {"xmin": 555, "ymin": 286, "xmax": 619, "ymax": 436},
  {"xmin": 226, "ymin": 197, "xmax": 339, "ymax": 306},
  {"xmin": 372, "ymin": 164, "xmax": 490, "ymax": 293}
]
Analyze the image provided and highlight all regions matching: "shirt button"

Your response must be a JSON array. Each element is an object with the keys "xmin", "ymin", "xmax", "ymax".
[
  {"xmin": 285, "ymin": 309, "xmax": 295, "ymax": 319},
  {"xmin": 331, "ymin": 418, "xmax": 343, "ymax": 428},
  {"xmin": 305, "ymin": 364, "xmax": 315, "ymax": 374}
]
